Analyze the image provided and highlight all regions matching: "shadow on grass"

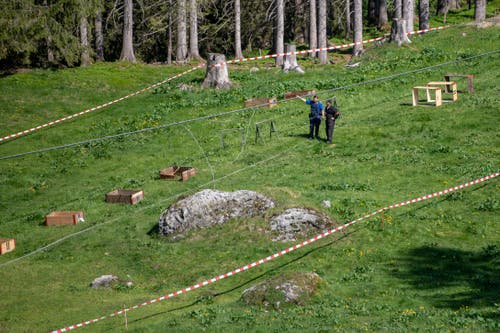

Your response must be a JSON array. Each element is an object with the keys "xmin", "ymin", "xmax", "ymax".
[
  {"xmin": 388, "ymin": 182, "xmax": 498, "ymax": 312},
  {"xmin": 392, "ymin": 244, "xmax": 499, "ymax": 310}
]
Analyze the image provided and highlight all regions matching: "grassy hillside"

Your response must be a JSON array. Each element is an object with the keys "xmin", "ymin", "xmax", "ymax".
[{"xmin": 0, "ymin": 23, "xmax": 499, "ymax": 333}]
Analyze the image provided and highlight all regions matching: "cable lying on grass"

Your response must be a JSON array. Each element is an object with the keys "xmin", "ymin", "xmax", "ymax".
[
  {"xmin": 1, "ymin": 49, "xmax": 498, "ymax": 162},
  {"xmin": 49, "ymin": 172, "xmax": 499, "ymax": 333}
]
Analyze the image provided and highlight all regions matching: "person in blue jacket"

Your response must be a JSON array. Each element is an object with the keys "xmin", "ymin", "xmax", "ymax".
[{"xmin": 299, "ymin": 95, "xmax": 323, "ymax": 140}]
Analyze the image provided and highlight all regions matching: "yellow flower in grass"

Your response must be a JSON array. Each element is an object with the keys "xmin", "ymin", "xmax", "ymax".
[{"xmin": 401, "ymin": 308, "xmax": 416, "ymax": 316}]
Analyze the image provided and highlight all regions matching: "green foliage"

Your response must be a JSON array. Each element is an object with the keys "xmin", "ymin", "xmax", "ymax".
[{"xmin": 0, "ymin": 24, "xmax": 498, "ymax": 333}]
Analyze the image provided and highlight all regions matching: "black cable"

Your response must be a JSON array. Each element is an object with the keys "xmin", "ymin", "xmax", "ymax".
[{"xmin": 0, "ymin": 49, "xmax": 498, "ymax": 162}]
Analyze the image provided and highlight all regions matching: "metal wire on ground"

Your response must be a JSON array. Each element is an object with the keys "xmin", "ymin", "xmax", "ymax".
[
  {"xmin": 0, "ymin": 142, "xmax": 304, "ymax": 268},
  {"xmin": 0, "ymin": 49, "xmax": 497, "ymax": 162}
]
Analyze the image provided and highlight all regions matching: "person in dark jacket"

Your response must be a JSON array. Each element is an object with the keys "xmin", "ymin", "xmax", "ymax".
[
  {"xmin": 299, "ymin": 95, "xmax": 323, "ymax": 140},
  {"xmin": 323, "ymin": 99, "xmax": 340, "ymax": 144}
]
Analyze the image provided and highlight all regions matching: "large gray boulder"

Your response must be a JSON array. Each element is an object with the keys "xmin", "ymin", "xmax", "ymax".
[
  {"xmin": 158, "ymin": 189, "xmax": 275, "ymax": 237},
  {"xmin": 269, "ymin": 208, "xmax": 334, "ymax": 242}
]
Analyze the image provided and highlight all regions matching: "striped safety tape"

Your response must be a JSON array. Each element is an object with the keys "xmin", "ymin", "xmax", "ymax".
[
  {"xmin": 1, "ymin": 26, "xmax": 447, "ymax": 144},
  {"xmin": 212, "ymin": 25, "xmax": 448, "ymax": 67},
  {"xmin": 0, "ymin": 64, "xmax": 205, "ymax": 144},
  {"xmin": 50, "ymin": 171, "xmax": 498, "ymax": 333}
]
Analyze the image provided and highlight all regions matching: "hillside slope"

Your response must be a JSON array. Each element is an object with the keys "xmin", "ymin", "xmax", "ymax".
[{"xmin": 0, "ymin": 24, "xmax": 499, "ymax": 333}]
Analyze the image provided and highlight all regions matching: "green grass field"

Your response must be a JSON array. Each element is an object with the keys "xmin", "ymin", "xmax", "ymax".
[{"xmin": 0, "ymin": 22, "xmax": 499, "ymax": 333}]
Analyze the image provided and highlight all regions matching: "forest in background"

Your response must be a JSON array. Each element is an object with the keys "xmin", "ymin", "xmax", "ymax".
[{"xmin": 0, "ymin": 0, "xmax": 490, "ymax": 69}]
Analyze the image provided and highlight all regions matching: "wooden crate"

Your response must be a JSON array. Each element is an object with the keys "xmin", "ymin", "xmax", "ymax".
[
  {"xmin": 0, "ymin": 238, "xmax": 16, "ymax": 255},
  {"xmin": 284, "ymin": 90, "xmax": 316, "ymax": 99},
  {"xmin": 45, "ymin": 211, "xmax": 85, "ymax": 226},
  {"xmin": 105, "ymin": 189, "xmax": 144, "ymax": 205},
  {"xmin": 427, "ymin": 81, "xmax": 458, "ymax": 102},
  {"xmin": 160, "ymin": 166, "xmax": 196, "ymax": 181},
  {"xmin": 444, "ymin": 74, "xmax": 473, "ymax": 93},
  {"xmin": 244, "ymin": 97, "xmax": 277, "ymax": 109},
  {"xmin": 412, "ymin": 86, "xmax": 442, "ymax": 107}
]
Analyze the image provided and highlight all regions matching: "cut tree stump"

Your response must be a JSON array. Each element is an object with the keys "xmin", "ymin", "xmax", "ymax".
[
  {"xmin": 390, "ymin": 18, "xmax": 411, "ymax": 46},
  {"xmin": 201, "ymin": 53, "xmax": 231, "ymax": 90},
  {"xmin": 283, "ymin": 44, "xmax": 304, "ymax": 74}
]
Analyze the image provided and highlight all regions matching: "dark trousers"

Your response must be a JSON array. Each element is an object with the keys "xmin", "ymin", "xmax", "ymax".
[
  {"xmin": 325, "ymin": 118, "xmax": 335, "ymax": 143},
  {"xmin": 309, "ymin": 118, "xmax": 321, "ymax": 139}
]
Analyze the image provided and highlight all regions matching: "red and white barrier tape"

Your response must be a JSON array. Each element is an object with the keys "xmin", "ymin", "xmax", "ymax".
[
  {"xmin": 0, "ymin": 63, "xmax": 205, "ymax": 144},
  {"xmin": 50, "ymin": 171, "xmax": 498, "ymax": 333},
  {"xmin": 408, "ymin": 25, "xmax": 448, "ymax": 36},
  {"xmin": 217, "ymin": 37, "xmax": 385, "ymax": 67},
  {"xmin": 213, "ymin": 25, "xmax": 449, "ymax": 67},
  {"xmin": 1, "ymin": 26, "xmax": 447, "ymax": 145}
]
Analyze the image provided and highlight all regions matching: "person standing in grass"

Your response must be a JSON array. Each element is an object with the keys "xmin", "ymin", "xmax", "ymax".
[
  {"xmin": 323, "ymin": 99, "xmax": 341, "ymax": 144},
  {"xmin": 299, "ymin": 95, "xmax": 323, "ymax": 140}
]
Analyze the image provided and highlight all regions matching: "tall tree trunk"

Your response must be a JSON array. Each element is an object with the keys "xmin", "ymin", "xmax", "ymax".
[
  {"xmin": 167, "ymin": 0, "xmax": 173, "ymax": 64},
  {"xmin": 474, "ymin": 0, "xmax": 486, "ymax": 22},
  {"xmin": 176, "ymin": 0, "xmax": 188, "ymax": 61},
  {"xmin": 234, "ymin": 0, "xmax": 243, "ymax": 59},
  {"xmin": 310, "ymin": 0, "xmax": 317, "ymax": 57},
  {"xmin": 43, "ymin": 0, "xmax": 54, "ymax": 65},
  {"xmin": 189, "ymin": 0, "xmax": 200, "ymax": 59},
  {"xmin": 436, "ymin": 0, "xmax": 448, "ymax": 15},
  {"xmin": 368, "ymin": 0, "xmax": 377, "ymax": 25},
  {"xmin": 403, "ymin": 0, "xmax": 414, "ymax": 32},
  {"xmin": 276, "ymin": 0, "xmax": 285, "ymax": 66},
  {"xmin": 95, "ymin": 8, "xmax": 104, "ymax": 61},
  {"xmin": 448, "ymin": 0, "xmax": 460, "ymax": 9},
  {"xmin": 80, "ymin": 15, "xmax": 90, "ymax": 66},
  {"xmin": 294, "ymin": 0, "xmax": 306, "ymax": 43},
  {"xmin": 394, "ymin": 0, "xmax": 403, "ymax": 18},
  {"xmin": 47, "ymin": 34, "xmax": 55, "ymax": 65},
  {"xmin": 346, "ymin": 0, "xmax": 352, "ymax": 39},
  {"xmin": 418, "ymin": 0, "xmax": 429, "ymax": 30},
  {"xmin": 120, "ymin": 0, "xmax": 136, "ymax": 62},
  {"xmin": 318, "ymin": 0, "xmax": 328, "ymax": 64},
  {"xmin": 378, "ymin": 0, "xmax": 389, "ymax": 27},
  {"xmin": 353, "ymin": 0, "xmax": 363, "ymax": 56}
]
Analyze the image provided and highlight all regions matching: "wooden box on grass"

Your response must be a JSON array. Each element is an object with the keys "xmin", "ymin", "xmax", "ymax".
[
  {"xmin": 0, "ymin": 238, "xmax": 16, "ymax": 255},
  {"xmin": 160, "ymin": 166, "xmax": 196, "ymax": 181},
  {"xmin": 45, "ymin": 211, "xmax": 85, "ymax": 226},
  {"xmin": 412, "ymin": 86, "xmax": 442, "ymax": 107},
  {"xmin": 444, "ymin": 74, "xmax": 474, "ymax": 93},
  {"xmin": 426, "ymin": 81, "xmax": 458, "ymax": 102},
  {"xmin": 244, "ymin": 97, "xmax": 277, "ymax": 109},
  {"xmin": 284, "ymin": 90, "xmax": 316, "ymax": 99},
  {"xmin": 105, "ymin": 189, "xmax": 144, "ymax": 205}
]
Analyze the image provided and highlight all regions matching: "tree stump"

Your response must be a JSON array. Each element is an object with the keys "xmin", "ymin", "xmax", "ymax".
[
  {"xmin": 201, "ymin": 53, "xmax": 232, "ymax": 89},
  {"xmin": 282, "ymin": 44, "xmax": 305, "ymax": 74},
  {"xmin": 390, "ymin": 18, "xmax": 411, "ymax": 46}
]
